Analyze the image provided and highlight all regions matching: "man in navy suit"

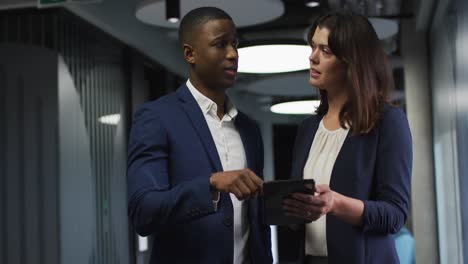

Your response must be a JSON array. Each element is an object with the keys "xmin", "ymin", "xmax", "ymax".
[{"xmin": 127, "ymin": 7, "xmax": 272, "ymax": 264}]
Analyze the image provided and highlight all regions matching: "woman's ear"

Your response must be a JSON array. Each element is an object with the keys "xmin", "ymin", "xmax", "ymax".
[{"xmin": 183, "ymin": 44, "xmax": 195, "ymax": 64}]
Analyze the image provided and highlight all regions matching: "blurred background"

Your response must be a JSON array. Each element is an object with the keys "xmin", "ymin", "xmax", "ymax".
[{"xmin": 0, "ymin": 0, "xmax": 467, "ymax": 263}]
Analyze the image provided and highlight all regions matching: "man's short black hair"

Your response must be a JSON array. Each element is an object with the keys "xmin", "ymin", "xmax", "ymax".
[{"xmin": 178, "ymin": 7, "xmax": 233, "ymax": 46}]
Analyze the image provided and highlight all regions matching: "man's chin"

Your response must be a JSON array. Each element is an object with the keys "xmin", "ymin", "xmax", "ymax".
[{"xmin": 221, "ymin": 79, "xmax": 236, "ymax": 89}]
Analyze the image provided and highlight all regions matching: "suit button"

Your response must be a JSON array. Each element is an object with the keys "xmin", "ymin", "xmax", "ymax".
[{"xmin": 223, "ymin": 217, "xmax": 233, "ymax": 227}]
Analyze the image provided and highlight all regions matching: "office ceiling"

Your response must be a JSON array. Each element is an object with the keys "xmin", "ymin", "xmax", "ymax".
[{"xmin": 62, "ymin": 0, "xmax": 414, "ymax": 119}]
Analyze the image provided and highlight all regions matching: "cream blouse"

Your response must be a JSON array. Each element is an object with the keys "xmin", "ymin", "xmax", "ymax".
[{"xmin": 303, "ymin": 119, "xmax": 349, "ymax": 256}]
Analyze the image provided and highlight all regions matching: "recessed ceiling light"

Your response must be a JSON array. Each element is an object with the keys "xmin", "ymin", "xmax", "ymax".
[
  {"xmin": 167, "ymin": 17, "xmax": 179, "ymax": 23},
  {"xmin": 165, "ymin": 0, "xmax": 180, "ymax": 23},
  {"xmin": 305, "ymin": 0, "xmax": 320, "ymax": 8},
  {"xmin": 98, "ymin": 114, "xmax": 120, "ymax": 125},
  {"xmin": 270, "ymin": 100, "xmax": 320, "ymax": 115},
  {"xmin": 238, "ymin": 44, "xmax": 310, "ymax": 74}
]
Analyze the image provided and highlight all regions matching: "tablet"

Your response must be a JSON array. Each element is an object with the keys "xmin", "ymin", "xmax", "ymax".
[{"xmin": 263, "ymin": 179, "xmax": 316, "ymax": 225}]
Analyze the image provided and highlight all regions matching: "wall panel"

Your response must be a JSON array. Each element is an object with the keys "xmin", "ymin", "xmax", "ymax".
[{"xmin": 0, "ymin": 8, "xmax": 130, "ymax": 264}]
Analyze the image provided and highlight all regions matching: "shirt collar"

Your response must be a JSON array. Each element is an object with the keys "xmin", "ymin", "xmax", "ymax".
[{"xmin": 186, "ymin": 79, "xmax": 238, "ymax": 120}]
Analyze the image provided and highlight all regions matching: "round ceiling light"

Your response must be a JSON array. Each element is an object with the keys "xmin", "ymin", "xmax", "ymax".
[
  {"xmin": 136, "ymin": 0, "xmax": 284, "ymax": 28},
  {"xmin": 270, "ymin": 100, "xmax": 320, "ymax": 115},
  {"xmin": 238, "ymin": 44, "xmax": 310, "ymax": 74}
]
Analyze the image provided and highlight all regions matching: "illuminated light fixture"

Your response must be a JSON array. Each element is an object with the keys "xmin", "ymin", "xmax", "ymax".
[
  {"xmin": 305, "ymin": 0, "xmax": 320, "ymax": 8},
  {"xmin": 238, "ymin": 44, "xmax": 310, "ymax": 74},
  {"xmin": 167, "ymin": 17, "xmax": 179, "ymax": 23},
  {"xmin": 166, "ymin": 0, "xmax": 180, "ymax": 23},
  {"xmin": 270, "ymin": 100, "xmax": 320, "ymax": 115},
  {"xmin": 138, "ymin": 235, "xmax": 148, "ymax": 252},
  {"xmin": 98, "ymin": 114, "xmax": 120, "ymax": 125}
]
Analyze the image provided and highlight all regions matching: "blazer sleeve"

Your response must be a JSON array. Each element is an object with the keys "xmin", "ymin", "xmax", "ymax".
[
  {"xmin": 361, "ymin": 107, "xmax": 413, "ymax": 234},
  {"xmin": 127, "ymin": 105, "xmax": 215, "ymax": 236}
]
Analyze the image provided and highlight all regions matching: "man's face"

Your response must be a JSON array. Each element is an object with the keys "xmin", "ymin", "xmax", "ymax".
[{"xmin": 188, "ymin": 19, "xmax": 239, "ymax": 90}]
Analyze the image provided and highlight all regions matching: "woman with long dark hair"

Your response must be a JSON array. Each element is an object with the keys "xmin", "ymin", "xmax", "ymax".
[{"xmin": 283, "ymin": 10, "xmax": 412, "ymax": 264}]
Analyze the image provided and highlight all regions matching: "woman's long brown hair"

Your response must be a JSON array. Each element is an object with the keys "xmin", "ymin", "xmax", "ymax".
[{"xmin": 308, "ymin": 10, "xmax": 394, "ymax": 135}]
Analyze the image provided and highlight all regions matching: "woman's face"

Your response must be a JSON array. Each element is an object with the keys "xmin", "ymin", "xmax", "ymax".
[{"xmin": 308, "ymin": 27, "xmax": 347, "ymax": 93}]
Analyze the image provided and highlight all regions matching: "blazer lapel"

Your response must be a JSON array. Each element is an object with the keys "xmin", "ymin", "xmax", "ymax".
[
  {"xmin": 330, "ymin": 133, "xmax": 352, "ymax": 186},
  {"xmin": 176, "ymin": 85, "xmax": 223, "ymax": 172},
  {"xmin": 235, "ymin": 114, "xmax": 258, "ymax": 230},
  {"xmin": 293, "ymin": 116, "xmax": 321, "ymax": 180},
  {"xmin": 235, "ymin": 113, "xmax": 255, "ymax": 170}
]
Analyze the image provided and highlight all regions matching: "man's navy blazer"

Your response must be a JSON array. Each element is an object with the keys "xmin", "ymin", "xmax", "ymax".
[
  {"xmin": 290, "ymin": 105, "xmax": 412, "ymax": 264},
  {"xmin": 127, "ymin": 84, "xmax": 272, "ymax": 264}
]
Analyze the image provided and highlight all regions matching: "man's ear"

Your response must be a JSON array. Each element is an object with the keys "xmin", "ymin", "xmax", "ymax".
[{"xmin": 183, "ymin": 44, "xmax": 195, "ymax": 64}]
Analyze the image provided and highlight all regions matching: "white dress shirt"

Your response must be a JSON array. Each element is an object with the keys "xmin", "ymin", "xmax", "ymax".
[
  {"xmin": 303, "ymin": 119, "xmax": 349, "ymax": 256},
  {"xmin": 187, "ymin": 80, "xmax": 250, "ymax": 264}
]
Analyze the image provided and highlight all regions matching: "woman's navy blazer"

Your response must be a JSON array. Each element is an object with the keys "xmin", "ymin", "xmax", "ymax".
[{"xmin": 290, "ymin": 105, "xmax": 412, "ymax": 264}]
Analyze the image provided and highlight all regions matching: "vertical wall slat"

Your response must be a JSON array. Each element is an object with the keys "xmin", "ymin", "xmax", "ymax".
[
  {"xmin": 81, "ymin": 25, "xmax": 96, "ymax": 264},
  {"xmin": 0, "ymin": 64, "xmax": 6, "ymax": 264},
  {"xmin": 36, "ymin": 99, "xmax": 44, "ymax": 264},
  {"xmin": 98, "ymin": 63, "xmax": 105, "ymax": 264},
  {"xmin": 5, "ymin": 70, "xmax": 21, "ymax": 264},
  {"xmin": 24, "ymin": 74, "xmax": 41, "ymax": 264},
  {"xmin": 41, "ymin": 70, "xmax": 59, "ymax": 264},
  {"xmin": 104, "ymin": 64, "xmax": 110, "ymax": 264},
  {"xmin": 108, "ymin": 67, "xmax": 114, "ymax": 264},
  {"xmin": 19, "ymin": 77, "xmax": 26, "ymax": 264}
]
